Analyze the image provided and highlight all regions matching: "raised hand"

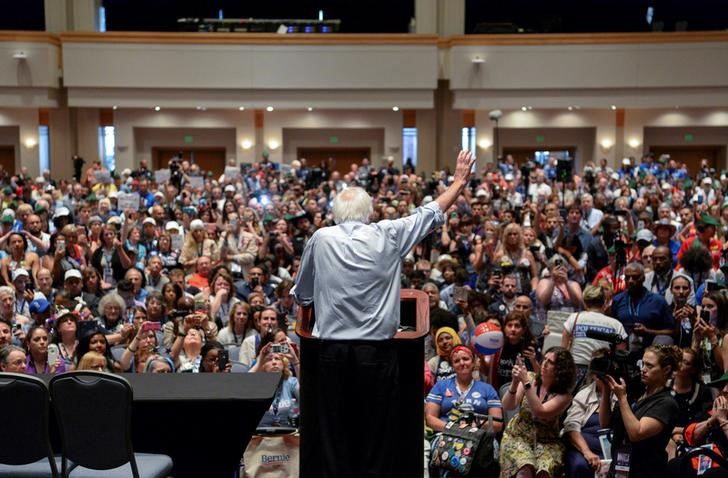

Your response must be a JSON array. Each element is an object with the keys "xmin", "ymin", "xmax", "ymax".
[{"xmin": 453, "ymin": 150, "xmax": 476, "ymax": 184}]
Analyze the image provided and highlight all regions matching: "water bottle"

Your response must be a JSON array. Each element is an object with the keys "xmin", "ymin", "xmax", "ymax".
[{"xmin": 288, "ymin": 398, "xmax": 300, "ymax": 428}]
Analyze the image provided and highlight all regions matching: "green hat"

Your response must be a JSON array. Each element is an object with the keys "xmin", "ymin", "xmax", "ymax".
[
  {"xmin": 263, "ymin": 213, "xmax": 276, "ymax": 224},
  {"xmin": 709, "ymin": 371, "xmax": 728, "ymax": 388},
  {"xmin": 34, "ymin": 204, "xmax": 46, "ymax": 213},
  {"xmin": 2, "ymin": 186, "xmax": 13, "ymax": 195},
  {"xmin": 86, "ymin": 193, "xmax": 98, "ymax": 202},
  {"xmin": 699, "ymin": 213, "xmax": 720, "ymax": 228},
  {"xmin": 1, "ymin": 214, "xmax": 13, "ymax": 223}
]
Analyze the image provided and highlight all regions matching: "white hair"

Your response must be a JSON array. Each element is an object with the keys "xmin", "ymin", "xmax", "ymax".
[{"xmin": 332, "ymin": 187, "xmax": 372, "ymax": 224}]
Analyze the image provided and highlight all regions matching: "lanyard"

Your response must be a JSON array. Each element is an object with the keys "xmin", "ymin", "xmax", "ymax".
[
  {"xmin": 456, "ymin": 380, "xmax": 475, "ymax": 403},
  {"xmin": 627, "ymin": 295, "xmax": 643, "ymax": 322}
]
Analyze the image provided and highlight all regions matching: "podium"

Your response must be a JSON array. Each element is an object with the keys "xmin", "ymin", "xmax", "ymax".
[{"xmin": 296, "ymin": 289, "xmax": 430, "ymax": 477}]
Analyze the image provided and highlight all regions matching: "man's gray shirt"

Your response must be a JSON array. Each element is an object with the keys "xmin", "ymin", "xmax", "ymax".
[{"xmin": 293, "ymin": 202, "xmax": 444, "ymax": 340}]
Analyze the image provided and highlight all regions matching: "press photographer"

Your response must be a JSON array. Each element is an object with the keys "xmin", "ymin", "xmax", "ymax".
[{"xmin": 602, "ymin": 344, "xmax": 681, "ymax": 478}]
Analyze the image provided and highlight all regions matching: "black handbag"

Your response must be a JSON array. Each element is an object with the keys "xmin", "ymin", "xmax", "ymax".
[{"xmin": 430, "ymin": 414, "xmax": 498, "ymax": 476}]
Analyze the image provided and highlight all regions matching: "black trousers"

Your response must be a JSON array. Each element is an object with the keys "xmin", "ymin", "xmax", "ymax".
[{"xmin": 315, "ymin": 340, "xmax": 400, "ymax": 478}]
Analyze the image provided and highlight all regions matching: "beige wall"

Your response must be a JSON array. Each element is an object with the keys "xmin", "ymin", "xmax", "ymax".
[
  {"xmin": 134, "ymin": 127, "xmax": 237, "ymax": 164},
  {"xmin": 0, "ymin": 108, "xmax": 39, "ymax": 175},
  {"xmin": 282, "ymin": 128, "xmax": 385, "ymax": 165}
]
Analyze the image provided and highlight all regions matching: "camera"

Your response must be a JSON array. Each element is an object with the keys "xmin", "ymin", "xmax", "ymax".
[
  {"xmin": 586, "ymin": 330, "xmax": 641, "ymax": 398},
  {"xmin": 271, "ymin": 343, "xmax": 289, "ymax": 355},
  {"xmin": 613, "ymin": 209, "xmax": 628, "ymax": 217}
]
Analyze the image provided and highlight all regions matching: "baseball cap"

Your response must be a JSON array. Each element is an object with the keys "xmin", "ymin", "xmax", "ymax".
[
  {"xmin": 52, "ymin": 207, "xmax": 71, "ymax": 220},
  {"xmin": 190, "ymin": 219, "xmax": 205, "ymax": 231},
  {"xmin": 11, "ymin": 269, "xmax": 29, "ymax": 281},
  {"xmin": 29, "ymin": 298, "xmax": 50, "ymax": 314},
  {"xmin": 636, "ymin": 229, "xmax": 654, "ymax": 243},
  {"xmin": 702, "ymin": 177, "xmax": 712, "ymax": 184},
  {"xmin": 224, "ymin": 185, "xmax": 235, "ymax": 193},
  {"xmin": 64, "ymin": 269, "xmax": 83, "ymax": 281},
  {"xmin": 475, "ymin": 189, "xmax": 488, "ymax": 198},
  {"xmin": 1, "ymin": 214, "xmax": 13, "ymax": 224},
  {"xmin": 88, "ymin": 215, "xmax": 103, "ymax": 225},
  {"xmin": 142, "ymin": 217, "xmax": 156, "ymax": 226},
  {"xmin": 165, "ymin": 221, "xmax": 181, "ymax": 231}
]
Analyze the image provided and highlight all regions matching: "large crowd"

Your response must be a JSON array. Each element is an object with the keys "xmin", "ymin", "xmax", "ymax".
[{"xmin": 0, "ymin": 150, "xmax": 727, "ymax": 477}]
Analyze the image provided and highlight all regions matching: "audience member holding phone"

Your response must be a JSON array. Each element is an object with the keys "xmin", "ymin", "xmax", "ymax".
[
  {"xmin": 693, "ymin": 290, "xmax": 728, "ymax": 382},
  {"xmin": 251, "ymin": 339, "xmax": 300, "ymax": 428},
  {"xmin": 199, "ymin": 340, "xmax": 231, "ymax": 373},
  {"xmin": 120, "ymin": 320, "xmax": 162, "ymax": 373}
]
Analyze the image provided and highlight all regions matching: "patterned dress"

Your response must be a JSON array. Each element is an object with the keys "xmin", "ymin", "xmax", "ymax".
[{"xmin": 499, "ymin": 374, "xmax": 565, "ymax": 478}]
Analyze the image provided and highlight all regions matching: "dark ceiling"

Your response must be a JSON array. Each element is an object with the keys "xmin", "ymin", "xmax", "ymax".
[{"xmin": 1, "ymin": 0, "xmax": 726, "ymax": 33}]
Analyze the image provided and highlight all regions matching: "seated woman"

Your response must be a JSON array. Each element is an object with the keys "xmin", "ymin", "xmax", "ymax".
[
  {"xmin": 76, "ymin": 351, "xmax": 107, "ymax": 371},
  {"xmin": 52, "ymin": 310, "xmax": 78, "ymax": 370},
  {"xmin": 251, "ymin": 342, "xmax": 300, "ymax": 428},
  {"xmin": 666, "ymin": 372, "xmax": 728, "ymax": 478},
  {"xmin": 76, "ymin": 328, "xmax": 121, "ymax": 372},
  {"xmin": 562, "ymin": 349, "xmax": 616, "ymax": 478},
  {"xmin": 200, "ymin": 340, "xmax": 231, "ymax": 373},
  {"xmin": 217, "ymin": 302, "xmax": 255, "ymax": 347},
  {"xmin": 425, "ymin": 345, "xmax": 503, "ymax": 433},
  {"xmin": 426, "ymin": 326, "xmax": 460, "ymax": 386},
  {"xmin": 500, "ymin": 346, "xmax": 576, "ymax": 478},
  {"xmin": 95, "ymin": 292, "xmax": 134, "ymax": 346},
  {"xmin": 119, "ymin": 323, "xmax": 160, "ymax": 373},
  {"xmin": 604, "ymin": 345, "xmax": 681, "ymax": 478},
  {"xmin": 249, "ymin": 327, "xmax": 300, "ymax": 377},
  {"xmin": 24, "ymin": 326, "xmax": 65, "ymax": 374},
  {"xmin": 143, "ymin": 355, "xmax": 175, "ymax": 373},
  {"xmin": 172, "ymin": 327, "xmax": 205, "ymax": 373}
]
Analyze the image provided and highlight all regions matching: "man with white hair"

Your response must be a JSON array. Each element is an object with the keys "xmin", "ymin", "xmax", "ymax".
[{"xmin": 293, "ymin": 150, "xmax": 475, "ymax": 477}]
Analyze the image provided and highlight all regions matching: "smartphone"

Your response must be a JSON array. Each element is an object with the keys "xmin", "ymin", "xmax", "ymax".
[
  {"xmin": 614, "ymin": 210, "xmax": 627, "ymax": 217},
  {"xmin": 47, "ymin": 344, "xmax": 60, "ymax": 365},
  {"xmin": 700, "ymin": 309, "xmax": 711, "ymax": 323},
  {"xmin": 142, "ymin": 321, "xmax": 162, "ymax": 332},
  {"xmin": 529, "ymin": 245, "xmax": 540, "ymax": 253},
  {"xmin": 194, "ymin": 299, "xmax": 207, "ymax": 313},
  {"xmin": 453, "ymin": 286, "xmax": 468, "ymax": 303},
  {"xmin": 56, "ymin": 240, "xmax": 66, "ymax": 251},
  {"xmin": 553, "ymin": 258, "xmax": 563, "ymax": 267},
  {"xmin": 271, "ymin": 343, "xmax": 289, "ymax": 355},
  {"xmin": 217, "ymin": 349, "xmax": 229, "ymax": 371}
]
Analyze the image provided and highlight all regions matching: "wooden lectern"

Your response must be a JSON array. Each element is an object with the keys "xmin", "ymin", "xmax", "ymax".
[{"xmin": 295, "ymin": 289, "xmax": 430, "ymax": 477}]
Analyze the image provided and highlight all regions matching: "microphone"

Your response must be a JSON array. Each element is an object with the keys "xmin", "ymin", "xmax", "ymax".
[{"xmin": 585, "ymin": 329, "xmax": 626, "ymax": 344}]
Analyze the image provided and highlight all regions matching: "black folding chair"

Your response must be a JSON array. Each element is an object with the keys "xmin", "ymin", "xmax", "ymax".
[
  {"xmin": 0, "ymin": 372, "xmax": 60, "ymax": 477},
  {"xmin": 49, "ymin": 371, "xmax": 172, "ymax": 478}
]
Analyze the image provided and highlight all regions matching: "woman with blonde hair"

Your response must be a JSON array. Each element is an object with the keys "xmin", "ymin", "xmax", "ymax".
[
  {"xmin": 179, "ymin": 219, "xmax": 218, "ymax": 274},
  {"xmin": 217, "ymin": 302, "xmax": 255, "ymax": 347},
  {"xmin": 493, "ymin": 223, "xmax": 538, "ymax": 293},
  {"xmin": 76, "ymin": 351, "xmax": 107, "ymax": 371}
]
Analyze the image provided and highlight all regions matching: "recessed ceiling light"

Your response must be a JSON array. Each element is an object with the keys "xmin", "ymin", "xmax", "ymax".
[
  {"xmin": 266, "ymin": 106, "xmax": 274, "ymax": 112},
  {"xmin": 112, "ymin": 105, "xmax": 117, "ymax": 110},
  {"xmin": 527, "ymin": 106, "xmax": 533, "ymax": 110},
  {"xmin": 567, "ymin": 106, "xmax": 574, "ymax": 111},
  {"xmin": 392, "ymin": 106, "xmax": 400, "ymax": 112},
  {"xmin": 154, "ymin": 106, "xmax": 161, "ymax": 111},
  {"xmin": 611, "ymin": 105, "xmax": 617, "ymax": 110},
  {"xmin": 196, "ymin": 106, "xmax": 206, "ymax": 111},
  {"xmin": 521, "ymin": 106, "xmax": 528, "ymax": 111},
  {"xmin": 238, "ymin": 106, "xmax": 245, "ymax": 111},
  {"xmin": 307, "ymin": 107, "xmax": 313, "ymax": 112}
]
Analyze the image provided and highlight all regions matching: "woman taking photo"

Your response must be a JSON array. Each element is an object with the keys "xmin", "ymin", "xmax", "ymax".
[
  {"xmin": 486, "ymin": 311, "xmax": 540, "ymax": 389},
  {"xmin": 693, "ymin": 290, "xmax": 728, "ymax": 382},
  {"xmin": 604, "ymin": 345, "xmax": 681, "ymax": 478},
  {"xmin": 500, "ymin": 346, "xmax": 576, "ymax": 478},
  {"xmin": 671, "ymin": 273, "xmax": 697, "ymax": 348},
  {"xmin": 535, "ymin": 254, "xmax": 584, "ymax": 322},
  {"xmin": 200, "ymin": 340, "xmax": 231, "ymax": 373},
  {"xmin": 24, "ymin": 326, "xmax": 65, "ymax": 374},
  {"xmin": 119, "ymin": 324, "xmax": 159, "ymax": 373},
  {"xmin": 217, "ymin": 302, "xmax": 255, "ymax": 347},
  {"xmin": 95, "ymin": 292, "xmax": 133, "ymax": 346},
  {"xmin": 425, "ymin": 345, "xmax": 503, "ymax": 433},
  {"xmin": 251, "ymin": 343, "xmax": 300, "ymax": 428}
]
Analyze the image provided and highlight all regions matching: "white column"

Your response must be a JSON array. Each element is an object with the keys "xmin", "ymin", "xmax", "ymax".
[
  {"xmin": 437, "ymin": 0, "xmax": 465, "ymax": 36},
  {"xmin": 415, "ymin": 0, "xmax": 438, "ymax": 33}
]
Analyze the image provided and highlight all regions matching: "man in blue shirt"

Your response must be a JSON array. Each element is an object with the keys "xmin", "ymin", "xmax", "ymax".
[{"xmin": 611, "ymin": 262, "xmax": 674, "ymax": 353}]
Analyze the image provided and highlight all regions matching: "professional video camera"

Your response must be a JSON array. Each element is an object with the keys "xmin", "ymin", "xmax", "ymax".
[{"xmin": 586, "ymin": 330, "xmax": 642, "ymax": 399}]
